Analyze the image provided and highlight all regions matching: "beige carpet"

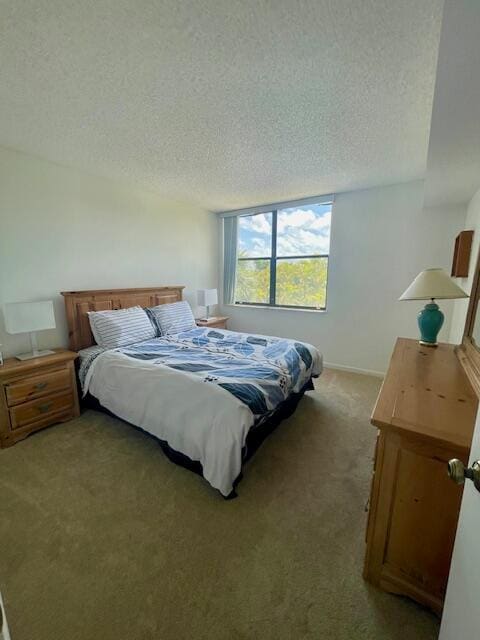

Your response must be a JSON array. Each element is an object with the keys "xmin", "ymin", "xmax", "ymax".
[{"xmin": 0, "ymin": 369, "xmax": 439, "ymax": 640}]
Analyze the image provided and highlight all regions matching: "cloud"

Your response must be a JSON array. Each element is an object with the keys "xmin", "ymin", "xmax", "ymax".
[
  {"xmin": 277, "ymin": 227, "xmax": 330, "ymax": 255},
  {"xmin": 309, "ymin": 211, "xmax": 331, "ymax": 231},
  {"xmin": 277, "ymin": 235, "xmax": 300, "ymax": 255},
  {"xmin": 277, "ymin": 208, "xmax": 331, "ymax": 237},
  {"xmin": 240, "ymin": 213, "xmax": 272, "ymax": 235},
  {"xmin": 251, "ymin": 237, "xmax": 270, "ymax": 255},
  {"xmin": 277, "ymin": 210, "xmax": 331, "ymax": 255},
  {"xmin": 239, "ymin": 206, "xmax": 331, "ymax": 257},
  {"xmin": 277, "ymin": 209, "xmax": 316, "ymax": 232}
]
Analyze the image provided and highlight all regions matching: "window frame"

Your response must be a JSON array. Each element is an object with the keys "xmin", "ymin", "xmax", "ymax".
[{"xmin": 234, "ymin": 204, "xmax": 332, "ymax": 311}]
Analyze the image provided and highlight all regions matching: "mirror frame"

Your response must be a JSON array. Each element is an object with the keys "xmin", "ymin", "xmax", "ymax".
[{"xmin": 457, "ymin": 247, "xmax": 480, "ymax": 395}]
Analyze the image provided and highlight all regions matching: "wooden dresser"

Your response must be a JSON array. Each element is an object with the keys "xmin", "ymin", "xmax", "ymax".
[
  {"xmin": 364, "ymin": 338, "xmax": 477, "ymax": 614},
  {"xmin": 0, "ymin": 349, "xmax": 79, "ymax": 448}
]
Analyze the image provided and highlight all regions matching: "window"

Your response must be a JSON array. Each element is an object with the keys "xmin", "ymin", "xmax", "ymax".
[{"xmin": 233, "ymin": 201, "xmax": 332, "ymax": 310}]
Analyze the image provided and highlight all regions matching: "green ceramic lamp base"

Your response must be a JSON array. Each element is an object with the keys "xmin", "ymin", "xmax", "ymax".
[{"xmin": 417, "ymin": 301, "xmax": 444, "ymax": 347}]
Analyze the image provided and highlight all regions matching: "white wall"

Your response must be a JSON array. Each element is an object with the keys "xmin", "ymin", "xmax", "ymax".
[
  {"xmin": 449, "ymin": 186, "xmax": 480, "ymax": 344},
  {"xmin": 0, "ymin": 147, "xmax": 218, "ymax": 357},
  {"xmin": 220, "ymin": 181, "xmax": 465, "ymax": 374}
]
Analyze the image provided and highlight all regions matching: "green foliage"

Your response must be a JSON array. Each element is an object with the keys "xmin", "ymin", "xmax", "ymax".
[
  {"xmin": 236, "ymin": 259, "xmax": 270, "ymax": 304},
  {"xmin": 236, "ymin": 256, "xmax": 328, "ymax": 308}
]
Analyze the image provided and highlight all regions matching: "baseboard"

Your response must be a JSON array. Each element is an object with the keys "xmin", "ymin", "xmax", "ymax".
[{"xmin": 323, "ymin": 361, "xmax": 385, "ymax": 378}]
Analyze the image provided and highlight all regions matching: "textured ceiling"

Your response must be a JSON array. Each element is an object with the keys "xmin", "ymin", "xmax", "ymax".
[
  {"xmin": 0, "ymin": 0, "xmax": 443, "ymax": 211},
  {"xmin": 424, "ymin": 0, "xmax": 480, "ymax": 207}
]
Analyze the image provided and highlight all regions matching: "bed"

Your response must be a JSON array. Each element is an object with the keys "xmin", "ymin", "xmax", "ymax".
[{"xmin": 62, "ymin": 287, "xmax": 323, "ymax": 497}]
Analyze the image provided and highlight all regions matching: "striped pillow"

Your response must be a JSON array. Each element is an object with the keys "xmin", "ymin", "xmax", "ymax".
[
  {"xmin": 148, "ymin": 301, "xmax": 196, "ymax": 335},
  {"xmin": 87, "ymin": 306, "xmax": 156, "ymax": 348}
]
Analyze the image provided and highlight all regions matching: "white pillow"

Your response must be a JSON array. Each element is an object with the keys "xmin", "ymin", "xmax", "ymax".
[
  {"xmin": 148, "ymin": 300, "xmax": 196, "ymax": 335},
  {"xmin": 87, "ymin": 306, "xmax": 156, "ymax": 348}
]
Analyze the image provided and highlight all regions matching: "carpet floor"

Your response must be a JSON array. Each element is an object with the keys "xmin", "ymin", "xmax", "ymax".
[{"xmin": 0, "ymin": 369, "xmax": 439, "ymax": 640}]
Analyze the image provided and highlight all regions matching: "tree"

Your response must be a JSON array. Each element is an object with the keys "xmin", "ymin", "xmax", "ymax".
[{"xmin": 236, "ymin": 254, "xmax": 328, "ymax": 308}]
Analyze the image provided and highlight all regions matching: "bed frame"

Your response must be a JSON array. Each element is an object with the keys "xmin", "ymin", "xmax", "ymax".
[{"xmin": 61, "ymin": 286, "xmax": 184, "ymax": 351}]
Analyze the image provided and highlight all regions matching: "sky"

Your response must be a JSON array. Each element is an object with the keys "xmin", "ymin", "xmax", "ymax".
[{"xmin": 238, "ymin": 204, "xmax": 332, "ymax": 258}]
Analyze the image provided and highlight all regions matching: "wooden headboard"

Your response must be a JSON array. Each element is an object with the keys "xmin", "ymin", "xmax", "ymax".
[{"xmin": 61, "ymin": 286, "xmax": 185, "ymax": 351}]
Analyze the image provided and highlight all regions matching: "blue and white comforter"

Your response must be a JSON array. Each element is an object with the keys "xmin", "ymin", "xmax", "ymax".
[{"xmin": 80, "ymin": 327, "xmax": 322, "ymax": 495}]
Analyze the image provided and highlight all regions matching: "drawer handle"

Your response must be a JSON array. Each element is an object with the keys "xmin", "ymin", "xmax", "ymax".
[
  {"xmin": 34, "ymin": 381, "xmax": 48, "ymax": 391},
  {"xmin": 37, "ymin": 402, "xmax": 53, "ymax": 413}
]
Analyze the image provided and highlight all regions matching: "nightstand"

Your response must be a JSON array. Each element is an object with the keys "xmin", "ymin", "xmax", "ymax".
[
  {"xmin": 0, "ymin": 349, "xmax": 79, "ymax": 448},
  {"xmin": 195, "ymin": 316, "xmax": 229, "ymax": 330}
]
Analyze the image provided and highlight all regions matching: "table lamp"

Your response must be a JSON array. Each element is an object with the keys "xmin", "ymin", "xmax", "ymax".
[
  {"xmin": 197, "ymin": 289, "xmax": 218, "ymax": 320},
  {"xmin": 399, "ymin": 268, "xmax": 468, "ymax": 346},
  {"xmin": 3, "ymin": 301, "xmax": 56, "ymax": 360}
]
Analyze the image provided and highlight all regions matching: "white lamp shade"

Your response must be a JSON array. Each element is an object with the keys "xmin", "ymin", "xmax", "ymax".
[
  {"xmin": 399, "ymin": 268, "xmax": 468, "ymax": 301},
  {"xmin": 3, "ymin": 301, "xmax": 56, "ymax": 334},
  {"xmin": 197, "ymin": 289, "xmax": 218, "ymax": 307}
]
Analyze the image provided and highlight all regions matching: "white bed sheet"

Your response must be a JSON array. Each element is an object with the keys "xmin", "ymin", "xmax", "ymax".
[{"xmin": 84, "ymin": 351, "xmax": 254, "ymax": 496}]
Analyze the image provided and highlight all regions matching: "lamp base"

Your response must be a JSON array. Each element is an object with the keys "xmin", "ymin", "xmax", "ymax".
[
  {"xmin": 417, "ymin": 302, "xmax": 444, "ymax": 348},
  {"xmin": 419, "ymin": 340, "xmax": 438, "ymax": 348},
  {"xmin": 16, "ymin": 349, "xmax": 55, "ymax": 361}
]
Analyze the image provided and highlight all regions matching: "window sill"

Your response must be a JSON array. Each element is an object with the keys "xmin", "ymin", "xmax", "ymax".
[{"xmin": 224, "ymin": 304, "xmax": 327, "ymax": 314}]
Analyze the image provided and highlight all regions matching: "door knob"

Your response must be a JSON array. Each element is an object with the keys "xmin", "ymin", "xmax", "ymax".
[{"xmin": 447, "ymin": 458, "xmax": 480, "ymax": 492}]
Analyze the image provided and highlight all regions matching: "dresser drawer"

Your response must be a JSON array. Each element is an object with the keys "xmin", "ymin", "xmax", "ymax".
[
  {"xmin": 9, "ymin": 390, "xmax": 74, "ymax": 430},
  {"xmin": 6, "ymin": 368, "xmax": 71, "ymax": 407}
]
